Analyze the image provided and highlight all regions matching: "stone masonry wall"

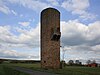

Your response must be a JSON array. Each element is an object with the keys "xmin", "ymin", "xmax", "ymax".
[{"xmin": 41, "ymin": 8, "xmax": 60, "ymax": 69}]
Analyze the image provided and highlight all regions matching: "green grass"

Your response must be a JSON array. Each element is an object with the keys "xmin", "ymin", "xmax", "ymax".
[
  {"xmin": 50, "ymin": 66, "xmax": 100, "ymax": 75},
  {"xmin": 4, "ymin": 63, "xmax": 40, "ymax": 70},
  {"xmin": 0, "ymin": 64, "xmax": 29, "ymax": 75},
  {"xmin": 1, "ymin": 63, "xmax": 100, "ymax": 75}
]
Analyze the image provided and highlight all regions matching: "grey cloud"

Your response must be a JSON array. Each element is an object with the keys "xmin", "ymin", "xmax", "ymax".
[
  {"xmin": 61, "ymin": 20, "xmax": 100, "ymax": 63},
  {"xmin": 0, "ymin": 25, "xmax": 39, "ymax": 49},
  {"xmin": 61, "ymin": 20, "xmax": 100, "ymax": 46},
  {"xmin": 0, "ymin": 49, "xmax": 39, "ymax": 59},
  {"xmin": 61, "ymin": 34, "xmax": 86, "ymax": 46}
]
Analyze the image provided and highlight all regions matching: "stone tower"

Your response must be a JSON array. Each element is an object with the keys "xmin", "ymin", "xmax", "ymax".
[{"xmin": 41, "ymin": 8, "xmax": 61, "ymax": 69}]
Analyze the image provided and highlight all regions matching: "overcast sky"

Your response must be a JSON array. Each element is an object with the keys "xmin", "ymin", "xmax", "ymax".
[{"xmin": 0, "ymin": 0, "xmax": 100, "ymax": 64}]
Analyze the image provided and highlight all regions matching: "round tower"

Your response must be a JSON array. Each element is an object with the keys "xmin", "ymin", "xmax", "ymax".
[{"xmin": 41, "ymin": 8, "xmax": 61, "ymax": 69}]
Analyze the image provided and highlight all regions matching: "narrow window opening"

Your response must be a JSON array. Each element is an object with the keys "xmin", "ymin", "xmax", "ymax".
[
  {"xmin": 51, "ymin": 27, "xmax": 61, "ymax": 41},
  {"xmin": 44, "ymin": 61, "xmax": 46, "ymax": 63}
]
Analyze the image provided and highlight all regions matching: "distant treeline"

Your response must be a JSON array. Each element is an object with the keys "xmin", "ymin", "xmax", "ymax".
[{"xmin": 0, "ymin": 59, "xmax": 40, "ymax": 64}]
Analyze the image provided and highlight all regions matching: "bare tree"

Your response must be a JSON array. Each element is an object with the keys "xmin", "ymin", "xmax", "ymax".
[
  {"xmin": 86, "ymin": 60, "xmax": 91, "ymax": 64},
  {"xmin": 91, "ymin": 60, "xmax": 96, "ymax": 64},
  {"xmin": 75, "ymin": 60, "xmax": 80, "ymax": 64},
  {"xmin": 68, "ymin": 60, "xmax": 74, "ymax": 65}
]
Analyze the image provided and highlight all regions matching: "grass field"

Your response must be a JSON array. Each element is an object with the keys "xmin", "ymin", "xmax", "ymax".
[
  {"xmin": 52, "ymin": 66, "xmax": 100, "ymax": 75},
  {"xmin": 1, "ymin": 63, "xmax": 100, "ymax": 75},
  {"xmin": 0, "ymin": 64, "xmax": 29, "ymax": 75}
]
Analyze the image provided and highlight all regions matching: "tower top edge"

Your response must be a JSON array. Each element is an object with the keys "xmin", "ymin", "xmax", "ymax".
[{"xmin": 41, "ymin": 7, "xmax": 60, "ymax": 14}]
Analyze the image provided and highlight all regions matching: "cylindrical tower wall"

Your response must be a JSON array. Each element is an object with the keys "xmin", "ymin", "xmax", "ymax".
[{"xmin": 41, "ymin": 8, "xmax": 60, "ymax": 69}]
